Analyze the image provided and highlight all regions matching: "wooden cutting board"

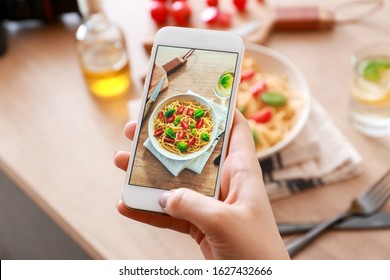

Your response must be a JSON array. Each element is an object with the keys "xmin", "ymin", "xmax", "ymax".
[
  {"xmin": 143, "ymin": 0, "xmax": 274, "ymax": 53},
  {"xmin": 143, "ymin": 0, "xmax": 335, "ymax": 53}
]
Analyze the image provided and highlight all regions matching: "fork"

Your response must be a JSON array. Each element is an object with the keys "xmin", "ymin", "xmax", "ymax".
[{"xmin": 286, "ymin": 169, "xmax": 390, "ymax": 257}]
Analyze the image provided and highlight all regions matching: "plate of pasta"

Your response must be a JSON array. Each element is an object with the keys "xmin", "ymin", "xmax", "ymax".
[
  {"xmin": 148, "ymin": 92, "xmax": 218, "ymax": 161},
  {"xmin": 238, "ymin": 44, "xmax": 311, "ymax": 159}
]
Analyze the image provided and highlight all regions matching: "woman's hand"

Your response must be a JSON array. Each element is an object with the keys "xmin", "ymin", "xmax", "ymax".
[{"xmin": 114, "ymin": 110, "xmax": 289, "ymax": 259}]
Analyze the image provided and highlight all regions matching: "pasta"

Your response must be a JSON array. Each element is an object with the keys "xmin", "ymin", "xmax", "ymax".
[
  {"xmin": 237, "ymin": 56, "xmax": 302, "ymax": 153},
  {"xmin": 153, "ymin": 99, "xmax": 214, "ymax": 155}
]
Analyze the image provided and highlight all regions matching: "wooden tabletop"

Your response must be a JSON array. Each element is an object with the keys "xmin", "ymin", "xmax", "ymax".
[{"xmin": 0, "ymin": 0, "xmax": 389, "ymax": 260}]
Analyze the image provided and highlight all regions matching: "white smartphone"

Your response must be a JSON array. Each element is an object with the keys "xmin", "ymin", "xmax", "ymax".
[{"xmin": 123, "ymin": 27, "xmax": 244, "ymax": 213}]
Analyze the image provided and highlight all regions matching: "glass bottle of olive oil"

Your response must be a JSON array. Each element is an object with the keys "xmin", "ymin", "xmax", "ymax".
[{"xmin": 76, "ymin": 0, "xmax": 131, "ymax": 99}]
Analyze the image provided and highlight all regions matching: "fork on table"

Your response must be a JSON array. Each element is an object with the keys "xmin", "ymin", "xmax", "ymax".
[{"xmin": 286, "ymin": 169, "xmax": 390, "ymax": 257}]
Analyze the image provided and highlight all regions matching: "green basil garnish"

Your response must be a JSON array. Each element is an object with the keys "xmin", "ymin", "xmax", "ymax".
[
  {"xmin": 201, "ymin": 132, "xmax": 210, "ymax": 142},
  {"xmin": 165, "ymin": 108, "xmax": 176, "ymax": 118},
  {"xmin": 165, "ymin": 127, "xmax": 176, "ymax": 139},
  {"xmin": 194, "ymin": 109, "xmax": 205, "ymax": 119},
  {"xmin": 174, "ymin": 117, "xmax": 181, "ymax": 126},
  {"xmin": 177, "ymin": 141, "xmax": 188, "ymax": 152}
]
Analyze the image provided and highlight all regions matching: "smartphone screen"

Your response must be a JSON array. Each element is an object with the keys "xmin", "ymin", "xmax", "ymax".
[{"xmin": 128, "ymin": 45, "xmax": 239, "ymax": 197}]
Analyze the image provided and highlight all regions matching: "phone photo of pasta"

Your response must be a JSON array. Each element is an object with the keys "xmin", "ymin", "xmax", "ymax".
[
  {"xmin": 153, "ymin": 100, "xmax": 214, "ymax": 155},
  {"xmin": 129, "ymin": 46, "xmax": 239, "ymax": 196}
]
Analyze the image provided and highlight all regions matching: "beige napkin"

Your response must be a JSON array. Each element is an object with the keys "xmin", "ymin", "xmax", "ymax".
[
  {"xmin": 129, "ymin": 96, "xmax": 362, "ymax": 199},
  {"xmin": 261, "ymin": 98, "xmax": 362, "ymax": 201},
  {"xmin": 128, "ymin": 90, "xmax": 227, "ymax": 176}
]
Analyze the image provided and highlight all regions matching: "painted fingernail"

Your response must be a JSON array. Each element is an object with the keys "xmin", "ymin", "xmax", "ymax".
[{"xmin": 158, "ymin": 191, "xmax": 171, "ymax": 209}]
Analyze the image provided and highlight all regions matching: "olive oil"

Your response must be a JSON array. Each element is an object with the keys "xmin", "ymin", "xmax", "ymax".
[
  {"xmin": 76, "ymin": 0, "xmax": 131, "ymax": 99},
  {"xmin": 82, "ymin": 61, "xmax": 130, "ymax": 99},
  {"xmin": 80, "ymin": 43, "xmax": 131, "ymax": 99}
]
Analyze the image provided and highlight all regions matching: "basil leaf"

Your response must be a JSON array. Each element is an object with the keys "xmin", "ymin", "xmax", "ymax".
[
  {"xmin": 201, "ymin": 132, "xmax": 210, "ymax": 142},
  {"xmin": 165, "ymin": 108, "xmax": 176, "ymax": 118},
  {"xmin": 261, "ymin": 92, "xmax": 287, "ymax": 107},
  {"xmin": 194, "ymin": 109, "xmax": 205, "ymax": 118},
  {"xmin": 174, "ymin": 117, "xmax": 181, "ymax": 126},
  {"xmin": 177, "ymin": 141, "xmax": 188, "ymax": 152},
  {"xmin": 251, "ymin": 129, "xmax": 259, "ymax": 145},
  {"xmin": 165, "ymin": 127, "xmax": 176, "ymax": 139}
]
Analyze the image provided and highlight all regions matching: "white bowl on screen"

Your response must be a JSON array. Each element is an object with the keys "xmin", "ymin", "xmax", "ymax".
[{"xmin": 148, "ymin": 92, "xmax": 218, "ymax": 161}]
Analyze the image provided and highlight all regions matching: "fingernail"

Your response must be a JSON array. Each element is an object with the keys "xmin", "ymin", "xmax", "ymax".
[
  {"xmin": 113, "ymin": 151, "xmax": 118, "ymax": 158},
  {"xmin": 158, "ymin": 191, "xmax": 171, "ymax": 209}
]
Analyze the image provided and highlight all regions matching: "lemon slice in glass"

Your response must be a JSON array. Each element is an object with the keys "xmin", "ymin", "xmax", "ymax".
[{"xmin": 353, "ymin": 59, "xmax": 390, "ymax": 106}]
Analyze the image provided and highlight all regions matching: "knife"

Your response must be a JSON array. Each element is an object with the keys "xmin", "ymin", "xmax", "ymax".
[
  {"xmin": 230, "ymin": 20, "xmax": 262, "ymax": 37},
  {"xmin": 143, "ymin": 77, "xmax": 164, "ymax": 120},
  {"xmin": 278, "ymin": 212, "xmax": 390, "ymax": 235}
]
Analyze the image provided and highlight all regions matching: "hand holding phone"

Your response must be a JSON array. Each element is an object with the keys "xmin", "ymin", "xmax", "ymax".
[
  {"xmin": 123, "ymin": 27, "xmax": 245, "ymax": 213},
  {"xmin": 115, "ymin": 111, "xmax": 289, "ymax": 259}
]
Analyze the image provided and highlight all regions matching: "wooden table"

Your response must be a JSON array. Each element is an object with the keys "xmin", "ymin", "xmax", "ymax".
[{"xmin": 0, "ymin": 0, "xmax": 389, "ymax": 259}]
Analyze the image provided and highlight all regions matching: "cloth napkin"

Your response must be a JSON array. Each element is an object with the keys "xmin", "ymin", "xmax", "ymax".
[
  {"xmin": 128, "ymin": 90, "xmax": 227, "ymax": 176},
  {"xmin": 128, "ymin": 96, "xmax": 362, "ymax": 200},
  {"xmin": 261, "ymin": 98, "xmax": 362, "ymax": 201}
]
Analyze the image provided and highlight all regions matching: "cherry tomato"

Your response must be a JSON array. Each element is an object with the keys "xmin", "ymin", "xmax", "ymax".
[
  {"xmin": 250, "ymin": 107, "xmax": 273, "ymax": 123},
  {"xmin": 188, "ymin": 136, "xmax": 196, "ymax": 147},
  {"xmin": 196, "ymin": 118, "xmax": 204, "ymax": 129},
  {"xmin": 149, "ymin": 1, "xmax": 169, "ymax": 24},
  {"xmin": 251, "ymin": 80, "xmax": 268, "ymax": 98},
  {"xmin": 171, "ymin": 1, "xmax": 192, "ymax": 25},
  {"xmin": 240, "ymin": 69, "xmax": 255, "ymax": 82},
  {"xmin": 181, "ymin": 120, "xmax": 189, "ymax": 130},
  {"xmin": 218, "ymin": 11, "xmax": 232, "ymax": 27},
  {"xmin": 177, "ymin": 105, "xmax": 185, "ymax": 114},
  {"xmin": 158, "ymin": 111, "xmax": 165, "ymax": 120},
  {"xmin": 233, "ymin": 0, "xmax": 247, "ymax": 12},
  {"xmin": 154, "ymin": 128, "xmax": 164, "ymax": 136},
  {"xmin": 176, "ymin": 131, "xmax": 185, "ymax": 140},
  {"xmin": 166, "ymin": 115, "xmax": 175, "ymax": 123},
  {"xmin": 200, "ymin": 7, "xmax": 219, "ymax": 24},
  {"xmin": 206, "ymin": 0, "xmax": 219, "ymax": 6},
  {"xmin": 164, "ymin": 137, "xmax": 175, "ymax": 144},
  {"xmin": 186, "ymin": 108, "xmax": 194, "ymax": 117}
]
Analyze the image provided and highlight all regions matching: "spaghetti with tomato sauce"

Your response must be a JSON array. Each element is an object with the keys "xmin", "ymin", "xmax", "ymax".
[
  {"xmin": 153, "ymin": 99, "xmax": 214, "ymax": 155},
  {"xmin": 237, "ymin": 56, "xmax": 302, "ymax": 153}
]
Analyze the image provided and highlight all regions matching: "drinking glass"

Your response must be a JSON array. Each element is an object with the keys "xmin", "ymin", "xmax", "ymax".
[
  {"xmin": 350, "ymin": 41, "xmax": 390, "ymax": 137},
  {"xmin": 214, "ymin": 69, "xmax": 235, "ymax": 105}
]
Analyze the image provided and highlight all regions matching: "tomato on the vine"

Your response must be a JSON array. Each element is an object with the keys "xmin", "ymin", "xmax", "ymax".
[
  {"xmin": 233, "ymin": 0, "xmax": 247, "ymax": 12},
  {"xmin": 218, "ymin": 11, "xmax": 232, "ymax": 27},
  {"xmin": 206, "ymin": 0, "xmax": 219, "ymax": 6},
  {"xmin": 171, "ymin": 1, "xmax": 192, "ymax": 25},
  {"xmin": 149, "ymin": 1, "xmax": 169, "ymax": 24},
  {"xmin": 200, "ymin": 7, "xmax": 219, "ymax": 24}
]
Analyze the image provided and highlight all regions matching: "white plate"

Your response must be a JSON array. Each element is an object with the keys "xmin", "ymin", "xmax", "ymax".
[
  {"xmin": 148, "ymin": 92, "xmax": 218, "ymax": 161},
  {"xmin": 244, "ymin": 44, "xmax": 311, "ymax": 159}
]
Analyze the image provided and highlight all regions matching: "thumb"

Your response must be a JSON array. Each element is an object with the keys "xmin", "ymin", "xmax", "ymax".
[{"xmin": 159, "ymin": 188, "xmax": 226, "ymax": 233}]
